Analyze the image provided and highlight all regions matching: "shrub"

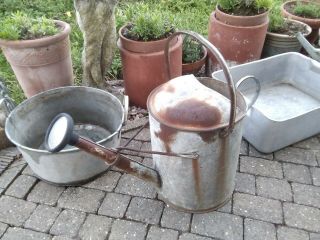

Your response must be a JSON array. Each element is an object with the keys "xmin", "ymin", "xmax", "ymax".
[
  {"xmin": 0, "ymin": 12, "xmax": 58, "ymax": 40},
  {"xmin": 293, "ymin": 2, "xmax": 320, "ymax": 18},
  {"xmin": 182, "ymin": 36, "xmax": 204, "ymax": 64},
  {"xmin": 268, "ymin": 6, "xmax": 286, "ymax": 32},
  {"xmin": 217, "ymin": 0, "xmax": 272, "ymax": 13},
  {"xmin": 218, "ymin": 0, "xmax": 241, "ymax": 12},
  {"xmin": 255, "ymin": 0, "xmax": 273, "ymax": 10},
  {"xmin": 122, "ymin": 10, "xmax": 174, "ymax": 41}
]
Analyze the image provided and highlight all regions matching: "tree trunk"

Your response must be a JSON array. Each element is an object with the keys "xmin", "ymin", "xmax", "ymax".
[{"xmin": 74, "ymin": 0, "xmax": 118, "ymax": 88}]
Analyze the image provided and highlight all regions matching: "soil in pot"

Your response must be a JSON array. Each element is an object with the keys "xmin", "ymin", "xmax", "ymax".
[
  {"xmin": 262, "ymin": 19, "xmax": 312, "ymax": 57},
  {"xmin": 273, "ymin": 19, "xmax": 310, "ymax": 35}
]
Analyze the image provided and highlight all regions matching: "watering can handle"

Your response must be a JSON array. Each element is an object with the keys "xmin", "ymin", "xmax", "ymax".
[
  {"xmin": 236, "ymin": 76, "xmax": 261, "ymax": 111},
  {"xmin": 165, "ymin": 31, "xmax": 237, "ymax": 136}
]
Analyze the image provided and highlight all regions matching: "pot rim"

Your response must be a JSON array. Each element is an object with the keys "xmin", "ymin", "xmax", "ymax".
[
  {"xmin": 281, "ymin": 0, "xmax": 320, "ymax": 24},
  {"xmin": 5, "ymin": 86, "xmax": 124, "ymax": 154},
  {"xmin": 0, "ymin": 20, "xmax": 71, "ymax": 48},
  {"xmin": 216, "ymin": 5, "xmax": 269, "ymax": 19},
  {"xmin": 118, "ymin": 25, "xmax": 179, "ymax": 53},
  {"xmin": 211, "ymin": 11, "xmax": 269, "ymax": 29},
  {"xmin": 147, "ymin": 77, "xmax": 247, "ymax": 133},
  {"xmin": 267, "ymin": 18, "xmax": 312, "ymax": 38}
]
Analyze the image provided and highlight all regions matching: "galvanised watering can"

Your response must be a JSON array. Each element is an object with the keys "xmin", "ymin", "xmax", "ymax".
[{"xmin": 45, "ymin": 31, "xmax": 260, "ymax": 212}]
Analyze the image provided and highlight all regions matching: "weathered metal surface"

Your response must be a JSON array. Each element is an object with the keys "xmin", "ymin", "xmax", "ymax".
[
  {"xmin": 213, "ymin": 52, "xmax": 320, "ymax": 153},
  {"xmin": 75, "ymin": 137, "xmax": 161, "ymax": 188},
  {"xmin": 146, "ymin": 31, "xmax": 260, "ymax": 212},
  {"xmin": 164, "ymin": 31, "xmax": 237, "ymax": 136},
  {"xmin": 148, "ymin": 75, "xmax": 231, "ymax": 131},
  {"xmin": 5, "ymin": 86, "xmax": 124, "ymax": 185},
  {"xmin": 148, "ymin": 78, "xmax": 250, "ymax": 212}
]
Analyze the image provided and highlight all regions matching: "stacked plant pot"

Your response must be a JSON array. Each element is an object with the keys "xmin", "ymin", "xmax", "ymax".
[
  {"xmin": 118, "ymin": 26, "xmax": 182, "ymax": 109},
  {"xmin": 208, "ymin": 6, "xmax": 269, "ymax": 68}
]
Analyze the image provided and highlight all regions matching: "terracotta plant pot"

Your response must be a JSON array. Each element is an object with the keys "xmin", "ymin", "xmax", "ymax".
[
  {"xmin": 118, "ymin": 26, "xmax": 182, "ymax": 108},
  {"xmin": 215, "ymin": 5, "xmax": 269, "ymax": 26},
  {"xmin": 182, "ymin": 47, "xmax": 207, "ymax": 75},
  {"xmin": 281, "ymin": 0, "xmax": 320, "ymax": 43},
  {"xmin": 262, "ymin": 19, "xmax": 312, "ymax": 57},
  {"xmin": 208, "ymin": 12, "xmax": 268, "ymax": 67},
  {"xmin": 0, "ymin": 20, "xmax": 73, "ymax": 98}
]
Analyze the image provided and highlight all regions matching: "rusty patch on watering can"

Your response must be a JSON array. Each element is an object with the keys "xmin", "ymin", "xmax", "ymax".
[
  {"xmin": 164, "ymin": 84, "xmax": 176, "ymax": 93},
  {"xmin": 154, "ymin": 124, "xmax": 177, "ymax": 153},
  {"xmin": 216, "ymin": 136, "xmax": 229, "ymax": 192},
  {"xmin": 155, "ymin": 98, "xmax": 222, "ymax": 152},
  {"xmin": 159, "ymin": 98, "xmax": 222, "ymax": 128},
  {"xmin": 192, "ymin": 158, "xmax": 202, "ymax": 203},
  {"xmin": 198, "ymin": 130, "xmax": 219, "ymax": 143}
]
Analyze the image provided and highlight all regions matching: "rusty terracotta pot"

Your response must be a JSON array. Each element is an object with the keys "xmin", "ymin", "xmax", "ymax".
[
  {"xmin": 215, "ymin": 5, "xmax": 269, "ymax": 26},
  {"xmin": 118, "ymin": 26, "xmax": 182, "ymax": 108},
  {"xmin": 208, "ymin": 12, "xmax": 268, "ymax": 67},
  {"xmin": 182, "ymin": 47, "xmax": 207, "ymax": 75},
  {"xmin": 281, "ymin": 0, "xmax": 320, "ymax": 43},
  {"xmin": 0, "ymin": 20, "xmax": 73, "ymax": 98}
]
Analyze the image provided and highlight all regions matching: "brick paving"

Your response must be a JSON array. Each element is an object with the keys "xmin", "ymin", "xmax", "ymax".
[{"xmin": 0, "ymin": 125, "xmax": 319, "ymax": 239}]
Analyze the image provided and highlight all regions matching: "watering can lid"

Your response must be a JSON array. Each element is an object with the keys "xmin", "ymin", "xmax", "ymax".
[{"xmin": 147, "ymin": 75, "xmax": 231, "ymax": 131}]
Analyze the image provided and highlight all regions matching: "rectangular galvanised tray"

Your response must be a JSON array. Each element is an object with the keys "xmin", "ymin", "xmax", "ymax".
[{"xmin": 212, "ymin": 52, "xmax": 320, "ymax": 153}]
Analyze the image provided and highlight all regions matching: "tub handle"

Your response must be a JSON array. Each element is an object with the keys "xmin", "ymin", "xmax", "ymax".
[
  {"xmin": 165, "ymin": 30, "xmax": 237, "ymax": 136},
  {"xmin": 235, "ymin": 76, "xmax": 261, "ymax": 111},
  {"xmin": 0, "ymin": 80, "xmax": 15, "ymax": 113}
]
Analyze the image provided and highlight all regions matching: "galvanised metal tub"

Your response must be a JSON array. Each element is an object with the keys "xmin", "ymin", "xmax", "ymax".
[
  {"xmin": 213, "ymin": 52, "xmax": 320, "ymax": 153},
  {"xmin": 5, "ymin": 86, "xmax": 124, "ymax": 185}
]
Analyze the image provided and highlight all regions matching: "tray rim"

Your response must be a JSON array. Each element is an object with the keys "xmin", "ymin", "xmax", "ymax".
[
  {"xmin": 212, "ymin": 52, "xmax": 320, "ymax": 123},
  {"xmin": 243, "ymin": 80, "xmax": 320, "ymax": 123}
]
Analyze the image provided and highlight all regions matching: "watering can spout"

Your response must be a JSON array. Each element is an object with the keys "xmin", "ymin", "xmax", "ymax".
[
  {"xmin": 44, "ymin": 113, "xmax": 162, "ymax": 188},
  {"xmin": 296, "ymin": 32, "xmax": 320, "ymax": 62}
]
